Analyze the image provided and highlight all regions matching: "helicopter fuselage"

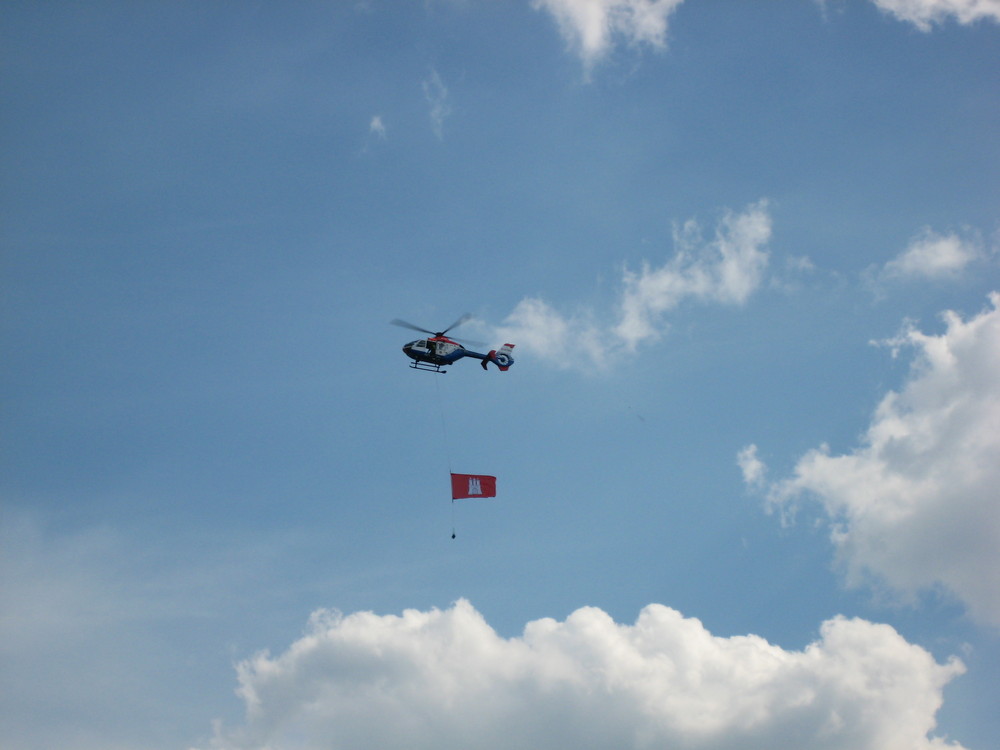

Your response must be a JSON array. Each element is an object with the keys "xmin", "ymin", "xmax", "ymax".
[{"xmin": 402, "ymin": 336, "xmax": 488, "ymax": 371}]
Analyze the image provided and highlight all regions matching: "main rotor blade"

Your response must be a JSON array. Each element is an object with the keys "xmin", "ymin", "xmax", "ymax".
[
  {"xmin": 390, "ymin": 319, "xmax": 436, "ymax": 335},
  {"xmin": 440, "ymin": 313, "xmax": 473, "ymax": 336},
  {"xmin": 448, "ymin": 335, "xmax": 486, "ymax": 347}
]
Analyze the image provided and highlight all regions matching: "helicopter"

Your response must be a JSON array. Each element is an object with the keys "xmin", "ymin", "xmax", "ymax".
[{"xmin": 391, "ymin": 314, "xmax": 515, "ymax": 373}]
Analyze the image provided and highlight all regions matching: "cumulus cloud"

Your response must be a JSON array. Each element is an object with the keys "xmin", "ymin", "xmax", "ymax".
[
  {"xmin": 490, "ymin": 202, "xmax": 773, "ymax": 370},
  {"xmin": 422, "ymin": 68, "xmax": 451, "ymax": 139},
  {"xmin": 870, "ymin": 0, "xmax": 1000, "ymax": 30},
  {"xmin": 744, "ymin": 293, "xmax": 1000, "ymax": 626},
  {"xmin": 533, "ymin": 0, "xmax": 685, "ymax": 72},
  {"xmin": 203, "ymin": 599, "xmax": 964, "ymax": 750},
  {"xmin": 878, "ymin": 228, "xmax": 986, "ymax": 281}
]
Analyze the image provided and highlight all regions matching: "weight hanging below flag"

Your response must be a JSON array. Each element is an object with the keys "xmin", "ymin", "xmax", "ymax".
[{"xmin": 451, "ymin": 473, "xmax": 497, "ymax": 499}]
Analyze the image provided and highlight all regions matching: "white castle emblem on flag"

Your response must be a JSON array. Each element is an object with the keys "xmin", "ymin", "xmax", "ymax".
[{"xmin": 468, "ymin": 477, "xmax": 482, "ymax": 495}]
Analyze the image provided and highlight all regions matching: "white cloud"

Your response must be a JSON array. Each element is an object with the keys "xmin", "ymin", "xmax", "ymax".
[
  {"xmin": 870, "ymin": 0, "xmax": 1000, "ymax": 30},
  {"xmin": 203, "ymin": 599, "xmax": 965, "ymax": 750},
  {"xmin": 492, "ymin": 297, "xmax": 608, "ymax": 369},
  {"xmin": 746, "ymin": 293, "xmax": 1000, "ymax": 626},
  {"xmin": 616, "ymin": 201, "xmax": 772, "ymax": 348},
  {"xmin": 368, "ymin": 115, "xmax": 386, "ymax": 138},
  {"xmin": 880, "ymin": 228, "xmax": 985, "ymax": 281},
  {"xmin": 533, "ymin": 0, "xmax": 685, "ymax": 72},
  {"xmin": 491, "ymin": 202, "xmax": 773, "ymax": 369},
  {"xmin": 422, "ymin": 69, "xmax": 451, "ymax": 139},
  {"xmin": 737, "ymin": 444, "xmax": 767, "ymax": 489}
]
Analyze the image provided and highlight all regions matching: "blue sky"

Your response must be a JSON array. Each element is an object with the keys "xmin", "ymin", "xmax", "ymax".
[{"xmin": 2, "ymin": 1, "xmax": 999, "ymax": 748}]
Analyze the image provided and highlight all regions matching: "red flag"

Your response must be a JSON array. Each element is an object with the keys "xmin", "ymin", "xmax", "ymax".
[{"xmin": 451, "ymin": 473, "xmax": 496, "ymax": 499}]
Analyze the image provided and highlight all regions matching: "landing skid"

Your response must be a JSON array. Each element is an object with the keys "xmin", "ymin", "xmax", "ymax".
[{"xmin": 409, "ymin": 361, "xmax": 447, "ymax": 373}]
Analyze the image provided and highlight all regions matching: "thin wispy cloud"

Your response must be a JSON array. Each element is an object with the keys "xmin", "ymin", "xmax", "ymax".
[
  {"xmin": 863, "ymin": 227, "xmax": 991, "ymax": 298},
  {"xmin": 533, "ymin": 0, "xmax": 685, "ymax": 74},
  {"xmin": 616, "ymin": 201, "xmax": 772, "ymax": 348},
  {"xmin": 369, "ymin": 114, "xmax": 387, "ymax": 139},
  {"xmin": 880, "ymin": 227, "xmax": 985, "ymax": 280},
  {"xmin": 422, "ymin": 68, "xmax": 451, "ymax": 139},
  {"xmin": 491, "ymin": 297, "xmax": 605, "ymax": 368},
  {"xmin": 492, "ymin": 201, "xmax": 773, "ymax": 370},
  {"xmin": 204, "ymin": 599, "xmax": 965, "ymax": 750},
  {"xmin": 534, "ymin": 0, "xmax": 1000, "ymax": 74},
  {"xmin": 737, "ymin": 444, "xmax": 767, "ymax": 489},
  {"xmin": 744, "ymin": 293, "xmax": 1000, "ymax": 626},
  {"xmin": 870, "ymin": 0, "xmax": 1000, "ymax": 30}
]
